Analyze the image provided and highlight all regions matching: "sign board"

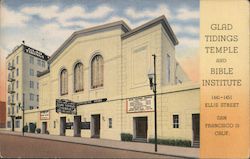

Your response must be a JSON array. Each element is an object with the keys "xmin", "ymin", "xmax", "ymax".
[
  {"xmin": 65, "ymin": 122, "xmax": 73, "ymax": 129},
  {"xmin": 56, "ymin": 99, "xmax": 77, "ymax": 115},
  {"xmin": 126, "ymin": 96, "xmax": 154, "ymax": 113},
  {"xmin": 81, "ymin": 122, "xmax": 90, "ymax": 129},
  {"xmin": 40, "ymin": 110, "xmax": 50, "ymax": 120},
  {"xmin": 23, "ymin": 45, "xmax": 49, "ymax": 61},
  {"xmin": 78, "ymin": 98, "xmax": 107, "ymax": 105}
]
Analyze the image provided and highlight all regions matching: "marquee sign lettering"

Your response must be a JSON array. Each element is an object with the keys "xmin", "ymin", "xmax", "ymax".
[
  {"xmin": 23, "ymin": 45, "xmax": 49, "ymax": 60},
  {"xmin": 78, "ymin": 98, "xmax": 107, "ymax": 105},
  {"xmin": 56, "ymin": 99, "xmax": 77, "ymax": 115},
  {"xmin": 126, "ymin": 96, "xmax": 154, "ymax": 113}
]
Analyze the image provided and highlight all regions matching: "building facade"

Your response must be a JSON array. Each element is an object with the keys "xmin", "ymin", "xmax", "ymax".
[
  {"xmin": 5, "ymin": 44, "xmax": 49, "ymax": 131},
  {"xmin": 0, "ymin": 53, "xmax": 6, "ymax": 127},
  {"xmin": 23, "ymin": 16, "xmax": 199, "ymax": 146}
]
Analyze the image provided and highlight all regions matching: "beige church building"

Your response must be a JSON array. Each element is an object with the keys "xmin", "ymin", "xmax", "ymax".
[{"xmin": 21, "ymin": 15, "xmax": 199, "ymax": 147}]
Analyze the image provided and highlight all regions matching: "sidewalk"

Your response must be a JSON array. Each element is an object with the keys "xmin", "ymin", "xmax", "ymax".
[{"xmin": 0, "ymin": 130, "xmax": 199, "ymax": 158}]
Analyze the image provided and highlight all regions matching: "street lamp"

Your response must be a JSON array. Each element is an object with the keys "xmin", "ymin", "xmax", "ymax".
[{"xmin": 148, "ymin": 54, "xmax": 157, "ymax": 152}]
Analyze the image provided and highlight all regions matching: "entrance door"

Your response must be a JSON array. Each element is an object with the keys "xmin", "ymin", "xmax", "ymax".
[
  {"xmin": 91, "ymin": 115, "xmax": 100, "ymax": 138},
  {"xmin": 42, "ymin": 122, "xmax": 47, "ymax": 134},
  {"xmin": 192, "ymin": 114, "xmax": 200, "ymax": 147},
  {"xmin": 135, "ymin": 117, "xmax": 147, "ymax": 139},
  {"xmin": 11, "ymin": 117, "xmax": 15, "ymax": 132},
  {"xmin": 60, "ymin": 117, "xmax": 66, "ymax": 136},
  {"xmin": 74, "ymin": 116, "xmax": 81, "ymax": 137}
]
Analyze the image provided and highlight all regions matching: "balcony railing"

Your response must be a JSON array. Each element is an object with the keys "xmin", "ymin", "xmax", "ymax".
[
  {"xmin": 8, "ymin": 101, "xmax": 15, "ymax": 105},
  {"xmin": 8, "ymin": 65, "xmax": 15, "ymax": 70},
  {"xmin": 7, "ymin": 76, "xmax": 15, "ymax": 82},
  {"xmin": 8, "ymin": 87, "xmax": 15, "ymax": 94}
]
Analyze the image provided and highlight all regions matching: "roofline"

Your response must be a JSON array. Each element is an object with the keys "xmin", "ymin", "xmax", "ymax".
[
  {"xmin": 121, "ymin": 15, "xmax": 178, "ymax": 46},
  {"xmin": 48, "ymin": 21, "xmax": 131, "ymax": 64},
  {"xmin": 6, "ymin": 44, "xmax": 50, "ymax": 60}
]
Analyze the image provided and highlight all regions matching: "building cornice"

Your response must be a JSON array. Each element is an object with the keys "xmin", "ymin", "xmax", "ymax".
[
  {"xmin": 121, "ymin": 15, "xmax": 178, "ymax": 46},
  {"xmin": 48, "ymin": 21, "xmax": 131, "ymax": 65}
]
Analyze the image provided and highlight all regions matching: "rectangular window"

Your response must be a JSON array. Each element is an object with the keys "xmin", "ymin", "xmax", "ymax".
[
  {"xmin": 12, "ymin": 71, "xmax": 14, "ymax": 78},
  {"xmin": 30, "ymin": 106, "xmax": 34, "ymax": 110},
  {"xmin": 30, "ymin": 93, "xmax": 34, "ymax": 101},
  {"xmin": 11, "ymin": 94, "xmax": 14, "ymax": 103},
  {"xmin": 8, "ymin": 107, "xmax": 10, "ymax": 115},
  {"xmin": 37, "ymin": 59, "xmax": 41, "ymax": 66},
  {"xmin": 16, "ymin": 68, "xmax": 19, "ymax": 76},
  {"xmin": 15, "ymin": 120, "xmax": 20, "ymax": 128},
  {"xmin": 37, "ymin": 95, "xmax": 39, "ymax": 102},
  {"xmin": 42, "ymin": 61, "xmax": 45, "ymax": 67},
  {"xmin": 30, "ymin": 56, "xmax": 34, "ymax": 64},
  {"xmin": 12, "ymin": 106, "xmax": 15, "ymax": 114},
  {"xmin": 37, "ymin": 82, "xmax": 39, "ymax": 89},
  {"xmin": 108, "ymin": 118, "xmax": 112, "ymax": 128},
  {"xmin": 16, "ymin": 56, "xmax": 19, "ymax": 64},
  {"xmin": 16, "ymin": 105, "xmax": 19, "ymax": 114},
  {"xmin": 7, "ymin": 121, "xmax": 11, "ymax": 128},
  {"xmin": 173, "ymin": 115, "xmax": 179, "ymax": 128},
  {"xmin": 30, "ymin": 69, "xmax": 34, "ymax": 76},
  {"xmin": 54, "ymin": 121, "xmax": 56, "ymax": 128},
  {"xmin": 30, "ymin": 81, "xmax": 34, "ymax": 88},
  {"xmin": 12, "ymin": 59, "xmax": 14, "ymax": 66},
  {"xmin": 166, "ymin": 54, "xmax": 171, "ymax": 83},
  {"xmin": 16, "ymin": 93, "xmax": 18, "ymax": 101},
  {"xmin": 16, "ymin": 80, "xmax": 18, "ymax": 88}
]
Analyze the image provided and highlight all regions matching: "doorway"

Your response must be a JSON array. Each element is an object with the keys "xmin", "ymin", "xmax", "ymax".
[
  {"xmin": 91, "ymin": 114, "xmax": 100, "ymax": 138},
  {"xmin": 134, "ymin": 117, "xmax": 148, "ymax": 139},
  {"xmin": 192, "ymin": 114, "xmax": 200, "ymax": 147},
  {"xmin": 42, "ymin": 122, "xmax": 47, "ymax": 134},
  {"xmin": 11, "ymin": 117, "xmax": 15, "ymax": 132},
  {"xmin": 74, "ymin": 116, "xmax": 81, "ymax": 137},
  {"xmin": 60, "ymin": 117, "xmax": 66, "ymax": 136}
]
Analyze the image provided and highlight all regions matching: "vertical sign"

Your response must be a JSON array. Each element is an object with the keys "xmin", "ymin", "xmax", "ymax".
[{"xmin": 200, "ymin": 0, "xmax": 249, "ymax": 158}]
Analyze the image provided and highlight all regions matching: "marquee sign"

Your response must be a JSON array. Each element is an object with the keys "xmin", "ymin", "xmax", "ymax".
[
  {"xmin": 126, "ymin": 96, "xmax": 154, "ymax": 113},
  {"xmin": 78, "ymin": 98, "xmax": 107, "ymax": 105},
  {"xmin": 40, "ymin": 110, "xmax": 50, "ymax": 120},
  {"xmin": 23, "ymin": 45, "xmax": 49, "ymax": 61},
  {"xmin": 56, "ymin": 99, "xmax": 77, "ymax": 115},
  {"xmin": 81, "ymin": 122, "xmax": 91, "ymax": 129}
]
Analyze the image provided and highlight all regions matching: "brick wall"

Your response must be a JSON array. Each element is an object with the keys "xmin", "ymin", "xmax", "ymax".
[{"xmin": 0, "ymin": 101, "xmax": 6, "ymax": 128}]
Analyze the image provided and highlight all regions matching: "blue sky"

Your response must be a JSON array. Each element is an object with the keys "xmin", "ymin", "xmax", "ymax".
[{"xmin": 0, "ymin": 0, "xmax": 199, "ymax": 81}]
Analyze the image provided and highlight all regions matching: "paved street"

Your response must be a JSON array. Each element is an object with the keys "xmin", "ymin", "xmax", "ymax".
[{"xmin": 0, "ymin": 133, "xmax": 180, "ymax": 158}]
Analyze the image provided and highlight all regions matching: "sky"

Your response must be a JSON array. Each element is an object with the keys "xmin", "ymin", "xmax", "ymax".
[{"xmin": 0, "ymin": 0, "xmax": 199, "ymax": 82}]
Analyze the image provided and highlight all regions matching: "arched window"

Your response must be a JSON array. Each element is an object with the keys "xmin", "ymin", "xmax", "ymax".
[
  {"xmin": 74, "ymin": 62, "xmax": 83, "ymax": 92},
  {"xmin": 60, "ymin": 69, "xmax": 68, "ymax": 95},
  {"xmin": 91, "ymin": 54, "xmax": 104, "ymax": 89}
]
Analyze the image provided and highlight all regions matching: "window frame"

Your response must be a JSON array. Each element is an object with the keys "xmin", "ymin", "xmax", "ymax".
[
  {"xmin": 90, "ymin": 54, "xmax": 104, "ymax": 89},
  {"xmin": 173, "ymin": 114, "xmax": 179, "ymax": 128},
  {"xmin": 60, "ymin": 68, "xmax": 68, "ymax": 96},
  {"xmin": 73, "ymin": 62, "xmax": 84, "ymax": 93}
]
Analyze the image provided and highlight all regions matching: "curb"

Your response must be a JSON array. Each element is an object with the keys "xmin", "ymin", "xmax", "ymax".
[{"xmin": 0, "ymin": 132, "xmax": 198, "ymax": 159}]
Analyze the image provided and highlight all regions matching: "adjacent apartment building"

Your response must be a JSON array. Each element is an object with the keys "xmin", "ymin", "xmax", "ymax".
[
  {"xmin": 5, "ymin": 44, "xmax": 49, "ymax": 131},
  {"xmin": 21, "ymin": 15, "xmax": 199, "ymax": 147}
]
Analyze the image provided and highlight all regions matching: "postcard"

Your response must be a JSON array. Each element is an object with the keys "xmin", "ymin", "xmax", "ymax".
[{"xmin": 0, "ymin": 0, "xmax": 249, "ymax": 158}]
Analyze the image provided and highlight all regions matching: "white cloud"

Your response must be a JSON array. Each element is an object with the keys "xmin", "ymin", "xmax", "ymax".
[
  {"xmin": 175, "ymin": 8, "xmax": 199, "ymax": 20},
  {"xmin": 172, "ymin": 24, "xmax": 199, "ymax": 35},
  {"xmin": 21, "ymin": 5, "xmax": 113, "ymax": 28},
  {"xmin": 178, "ymin": 37, "xmax": 199, "ymax": 48},
  {"xmin": 125, "ymin": 4, "xmax": 171, "ymax": 20},
  {"xmin": 1, "ymin": 5, "xmax": 29, "ymax": 27},
  {"xmin": 21, "ymin": 5, "xmax": 59, "ymax": 19}
]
